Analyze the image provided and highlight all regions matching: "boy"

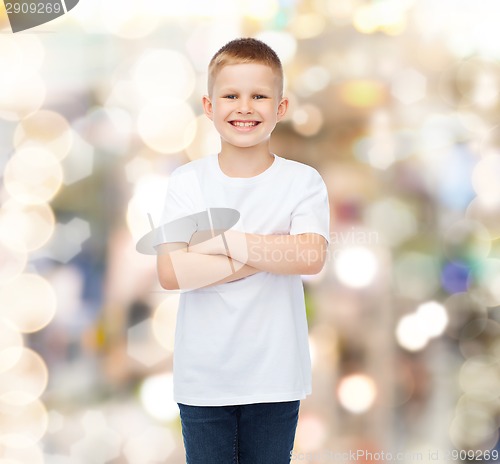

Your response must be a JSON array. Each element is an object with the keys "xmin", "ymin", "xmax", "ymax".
[{"xmin": 155, "ymin": 38, "xmax": 330, "ymax": 464}]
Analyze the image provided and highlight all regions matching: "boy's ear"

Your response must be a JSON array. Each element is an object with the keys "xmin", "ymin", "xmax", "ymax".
[
  {"xmin": 277, "ymin": 97, "xmax": 289, "ymax": 122},
  {"xmin": 202, "ymin": 95, "xmax": 214, "ymax": 120}
]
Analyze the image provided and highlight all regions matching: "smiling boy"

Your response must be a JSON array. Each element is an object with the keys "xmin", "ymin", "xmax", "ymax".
[{"xmin": 155, "ymin": 38, "xmax": 330, "ymax": 464}]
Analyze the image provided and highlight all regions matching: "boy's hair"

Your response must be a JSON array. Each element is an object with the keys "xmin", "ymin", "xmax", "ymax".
[{"xmin": 207, "ymin": 37, "xmax": 284, "ymax": 96}]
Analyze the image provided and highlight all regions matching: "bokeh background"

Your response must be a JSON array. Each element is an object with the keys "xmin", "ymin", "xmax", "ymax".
[{"xmin": 1, "ymin": 0, "xmax": 500, "ymax": 462}]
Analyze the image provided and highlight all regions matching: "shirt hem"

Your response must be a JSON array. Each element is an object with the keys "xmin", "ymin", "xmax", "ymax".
[{"xmin": 174, "ymin": 388, "xmax": 312, "ymax": 406}]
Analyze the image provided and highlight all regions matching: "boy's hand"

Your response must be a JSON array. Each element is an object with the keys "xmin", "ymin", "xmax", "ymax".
[
  {"xmin": 189, "ymin": 229, "xmax": 249, "ymax": 264},
  {"xmin": 188, "ymin": 229, "xmax": 226, "ymax": 255}
]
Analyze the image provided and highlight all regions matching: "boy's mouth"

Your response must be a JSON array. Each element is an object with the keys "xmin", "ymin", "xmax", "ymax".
[{"xmin": 229, "ymin": 120, "xmax": 261, "ymax": 127}]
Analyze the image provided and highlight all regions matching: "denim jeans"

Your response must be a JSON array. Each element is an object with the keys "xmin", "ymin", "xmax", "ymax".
[{"xmin": 177, "ymin": 400, "xmax": 300, "ymax": 464}]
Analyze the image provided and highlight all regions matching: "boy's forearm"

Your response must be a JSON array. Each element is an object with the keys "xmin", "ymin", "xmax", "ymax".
[
  {"xmin": 157, "ymin": 243, "xmax": 259, "ymax": 290},
  {"xmin": 189, "ymin": 230, "xmax": 327, "ymax": 275}
]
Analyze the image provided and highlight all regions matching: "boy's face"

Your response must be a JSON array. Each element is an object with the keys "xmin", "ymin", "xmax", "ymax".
[{"xmin": 202, "ymin": 63, "xmax": 288, "ymax": 151}]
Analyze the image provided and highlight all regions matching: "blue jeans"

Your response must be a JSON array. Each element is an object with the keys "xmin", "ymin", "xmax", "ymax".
[{"xmin": 178, "ymin": 400, "xmax": 300, "ymax": 464}]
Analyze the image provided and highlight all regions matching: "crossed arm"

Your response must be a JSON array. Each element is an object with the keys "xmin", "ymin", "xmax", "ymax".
[{"xmin": 156, "ymin": 229, "xmax": 328, "ymax": 290}]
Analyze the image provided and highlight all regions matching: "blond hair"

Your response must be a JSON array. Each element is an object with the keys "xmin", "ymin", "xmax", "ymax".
[{"xmin": 207, "ymin": 38, "xmax": 284, "ymax": 96}]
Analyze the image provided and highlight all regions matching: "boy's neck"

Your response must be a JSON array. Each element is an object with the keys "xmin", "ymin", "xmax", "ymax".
[{"xmin": 218, "ymin": 143, "xmax": 275, "ymax": 178}]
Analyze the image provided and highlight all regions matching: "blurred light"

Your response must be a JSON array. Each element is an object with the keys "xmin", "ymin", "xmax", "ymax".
[
  {"xmin": 417, "ymin": 114, "xmax": 457, "ymax": 157},
  {"xmin": 241, "ymin": 0, "xmax": 279, "ymax": 21},
  {"xmin": 132, "ymin": 50, "xmax": 196, "ymax": 102},
  {"xmin": 337, "ymin": 373, "xmax": 377, "ymax": 414},
  {"xmin": 454, "ymin": 111, "xmax": 490, "ymax": 136},
  {"xmin": 396, "ymin": 301, "xmax": 449, "ymax": 351},
  {"xmin": 292, "ymin": 104, "xmax": 324, "ymax": 137},
  {"xmin": 396, "ymin": 313, "xmax": 429, "ymax": 352},
  {"xmin": 0, "ymin": 37, "xmax": 20, "ymax": 67},
  {"xmin": 450, "ymin": 398, "xmax": 498, "ymax": 449},
  {"xmin": 459, "ymin": 320, "xmax": 489, "ymax": 351},
  {"xmin": 126, "ymin": 174, "xmax": 169, "ymax": 242},
  {"xmin": 152, "ymin": 295, "xmax": 179, "ymax": 352},
  {"xmin": 471, "ymin": 71, "xmax": 499, "ymax": 109},
  {"xmin": 255, "ymin": 31, "xmax": 297, "ymax": 65},
  {"xmin": 46, "ymin": 410, "xmax": 65, "ymax": 434},
  {"xmin": 0, "ymin": 444, "xmax": 44, "ymax": 464},
  {"xmin": 104, "ymin": 79, "xmax": 138, "ymax": 113},
  {"xmin": 3, "ymin": 147, "xmax": 63, "ymax": 205},
  {"xmin": 353, "ymin": 1, "xmax": 409, "ymax": 35},
  {"xmin": 70, "ymin": 411, "xmax": 122, "ymax": 463},
  {"xmin": 139, "ymin": 373, "xmax": 178, "ymax": 421},
  {"xmin": 435, "ymin": 145, "xmax": 477, "ymax": 210},
  {"xmin": 455, "ymin": 58, "xmax": 500, "ymax": 106},
  {"xmin": 338, "ymin": 80, "xmax": 386, "ymax": 108},
  {"xmin": 127, "ymin": 318, "xmax": 170, "ymax": 367},
  {"xmin": 444, "ymin": 292, "xmax": 486, "ymax": 340},
  {"xmin": 5, "ymin": 35, "xmax": 44, "ymax": 71},
  {"xmin": 290, "ymin": 13, "xmax": 326, "ymax": 39},
  {"xmin": 416, "ymin": 301, "xmax": 448, "ymax": 338},
  {"xmin": 0, "ymin": 273, "xmax": 57, "ymax": 333},
  {"xmin": 352, "ymin": 5, "xmax": 378, "ymax": 34},
  {"xmin": 0, "ymin": 319, "xmax": 23, "ymax": 372},
  {"xmin": 442, "ymin": 219, "xmax": 491, "ymax": 263},
  {"xmin": 0, "ymin": 399, "xmax": 48, "ymax": 448},
  {"xmin": 308, "ymin": 325, "xmax": 338, "ymax": 369},
  {"xmin": 13, "ymin": 110, "xmax": 73, "ymax": 161},
  {"xmin": 60, "ymin": 133, "xmax": 95, "ymax": 186},
  {"xmin": 459, "ymin": 356, "xmax": 500, "ymax": 401},
  {"xmin": 75, "ymin": 107, "xmax": 132, "ymax": 157},
  {"xmin": 295, "ymin": 66, "xmax": 330, "ymax": 97},
  {"xmin": 354, "ymin": 111, "xmax": 415, "ymax": 169},
  {"xmin": 43, "ymin": 218, "xmax": 91, "ymax": 264},
  {"xmin": 466, "ymin": 196, "xmax": 500, "ymax": 240},
  {"xmin": 450, "ymin": 386, "xmax": 498, "ymax": 450},
  {"xmin": 490, "ymin": 337, "xmax": 500, "ymax": 362},
  {"xmin": 334, "ymin": 247, "xmax": 377, "ymax": 288},
  {"xmin": 0, "ymin": 347, "xmax": 48, "ymax": 406},
  {"xmin": 441, "ymin": 261, "xmax": 470, "ymax": 294},
  {"xmin": 472, "ymin": 155, "xmax": 500, "ymax": 207},
  {"xmin": 100, "ymin": 0, "xmax": 159, "ymax": 38},
  {"xmin": 394, "ymin": 252, "xmax": 440, "ymax": 299},
  {"xmin": 479, "ymin": 126, "xmax": 500, "ymax": 160},
  {"xmin": 391, "ymin": 68, "xmax": 427, "ymax": 104},
  {"xmin": 123, "ymin": 426, "xmax": 175, "ymax": 464},
  {"xmin": 124, "ymin": 156, "xmax": 154, "ymax": 184},
  {"xmin": 294, "ymin": 413, "xmax": 327, "ymax": 451},
  {"xmin": 0, "ymin": 200, "xmax": 55, "ymax": 253},
  {"xmin": 467, "ymin": 258, "xmax": 500, "ymax": 307},
  {"xmin": 185, "ymin": 115, "xmax": 221, "ymax": 161},
  {"xmin": 327, "ymin": 0, "xmax": 355, "ymax": 25},
  {"xmin": 0, "ymin": 240, "xmax": 26, "ymax": 285},
  {"xmin": 0, "ymin": 37, "xmax": 45, "ymax": 121},
  {"xmin": 0, "ymin": 71, "xmax": 45, "ymax": 121},
  {"xmin": 137, "ymin": 98, "xmax": 196, "ymax": 154},
  {"xmin": 364, "ymin": 197, "xmax": 417, "ymax": 246}
]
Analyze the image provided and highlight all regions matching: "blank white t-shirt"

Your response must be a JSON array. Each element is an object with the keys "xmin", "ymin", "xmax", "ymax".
[{"xmin": 157, "ymin": 153, "xmax": 330, "ymax": 406}]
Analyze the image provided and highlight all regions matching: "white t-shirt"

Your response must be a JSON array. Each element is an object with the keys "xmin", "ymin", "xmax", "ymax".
[{"xmin": 157, "ymin": 153, "xmax": 330, "ymax": 406}]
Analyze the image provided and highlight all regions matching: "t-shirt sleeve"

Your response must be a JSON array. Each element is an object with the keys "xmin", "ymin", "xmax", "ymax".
[
  {"xmin": 289, "ymin": 168, "xmax": 330, "ymax": 244},
  {"xmin": 153, "ymin": 170, "xmax": 198, "ymax": 246}
]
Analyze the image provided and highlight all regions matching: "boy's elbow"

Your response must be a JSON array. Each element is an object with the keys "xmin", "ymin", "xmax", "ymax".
[
  {"xmin": 157, "ymin": 261, "xmax": 180, "ymax": 291},
  {"xmin": 157, "ymin": 244, "xmax": 185, "ymax": 290},
  {"xmin": 300, "ymin": 241, "xmax": 327, "ymax": 275},
  {"xmin": 301, "ymin": 257, "xmax": 325, "ymax": 275},
  {"xmin": 159, "ymin": 274, "xmax": 179, "ymax": 291}
]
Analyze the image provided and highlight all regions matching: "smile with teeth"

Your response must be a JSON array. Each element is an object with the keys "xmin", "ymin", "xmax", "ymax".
[{"xmin": 230, "ymin": 121, "xmax": 260, "ymax": 127}]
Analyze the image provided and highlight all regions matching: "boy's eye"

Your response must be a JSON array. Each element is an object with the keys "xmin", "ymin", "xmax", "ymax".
[
  {"xmin": 224, "ymin": 95, "xmax": 237, "ymax": 99},
  {"xmin": 254, "ymin": 95, "xmax": 267, "ymax": 100}
]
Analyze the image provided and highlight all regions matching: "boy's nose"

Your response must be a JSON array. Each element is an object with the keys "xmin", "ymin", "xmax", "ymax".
[{"xmin": 237, "ymin": 99, "xmax": 253, "ymax": 113}]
